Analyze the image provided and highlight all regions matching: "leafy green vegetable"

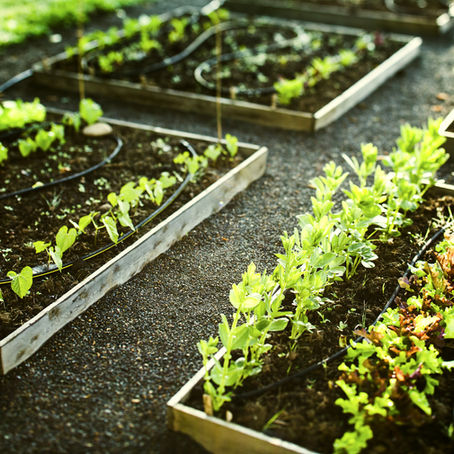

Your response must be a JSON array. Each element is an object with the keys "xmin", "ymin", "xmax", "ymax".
[
  {"xmin": 79, "ymin": 98, "xmax": 103, "ymax": 125},
  {"xmin": 0, "ymin": 0, "xmax": 148, "ymax": 47},
  {"xmin": 0, "ymin": 98, "xmax": 45, "ymax": 131},
  {"xmin": 0, "ymin": 142, "xmax": 8, "ymax": 164},
  {"xmin": 197, "ymin": 118, "xmax": 448, "ymax": 414}
]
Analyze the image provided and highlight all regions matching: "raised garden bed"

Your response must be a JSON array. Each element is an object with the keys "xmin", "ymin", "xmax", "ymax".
[
  {"xmin": 0, "ymin": 106, "xmax": 267, "ymax": 375},
  {"xmin": 31, "ymin": 8, "xmax": 422, "ymax": 131},
  {"xmin": 439, "ymin": 108, "xmax": 454, "ymax": 154},
  {"xmin": 225, "ymin": 0, "xmax": 454, "ymax": 35},
  {"xmin": 167, "ymin": 181, "xmax": 454, "ymax": 454},
  {"xmin": 166, "ymin": 118, "xmax": 453, "ymax": 453}
]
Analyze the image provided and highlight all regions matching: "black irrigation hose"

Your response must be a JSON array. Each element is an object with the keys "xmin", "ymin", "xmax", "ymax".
[
  {"xmin": 82, "ymin": 0, "xmax": 226, "ymax": 76},
  {"xmin": 0, "ymin": 68, "xmax": 34, "ymax": 93},
  {"xmin": 105, "ymin": 20, "xmax": 244, "ymax": 78},
  {"xmin": 193, "ymin": 21, "xmax": 306, "ymax": 97},
  {"xmin": 0, "ymin": 134, "xmax": 123, "ymax": 200},
  {"xmin": 232, "ymin": 226, "xmax": 447, "ymax": 401},
  {"xmin": 0, "ymin": 139, "xmax": 197, "ymax": 285}
]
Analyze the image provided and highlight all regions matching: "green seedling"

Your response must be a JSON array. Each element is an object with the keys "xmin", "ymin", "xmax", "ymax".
[
  {"xmin": 7, "ymin": 266, "xmax": 33, "ymax": 298},
  {"xmin": 0, "ymin": 98, "xmax": 46, "ymax": 131},
  {"xmin": 0, "ymin": 142, "xmax": 8, "ymax": 164},
  {"xmin": 79, "ymin": 98, "xmax": 103, "ymax": 125}
]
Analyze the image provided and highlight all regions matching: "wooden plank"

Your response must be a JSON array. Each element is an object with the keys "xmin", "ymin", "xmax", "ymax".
[
  {"xmin": 225, "ymin": 0, "xmax": 454, "ymax": 35},
  {"xmin": 32, "ymin": 71, "xmax": 315, "ymax": 132},
  {"xmin": 439, "ymin": 109, "xmax": 454, "ymax": 155},
  {"xmin": 169, "ymin": 403, "xmax": 314, "ymax": 454},
  {"xmin": 32, "ymin": 21, "xmax": 419, "ymax": 132},
  {"xmin": 166, "ymin": 179, "xmax": 453, "ymax": 453},
  {"xmin": 0, "ymin": 115, "xmax": 268, "ymax": 375},
  {"xmin": 314, "ymin": 36, "xmax": 422, "ymax": 130}
]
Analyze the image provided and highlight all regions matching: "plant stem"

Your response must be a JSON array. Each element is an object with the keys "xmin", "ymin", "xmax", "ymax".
[
  {"xmin": 77, "ymin": 0, "xmax": 85, "ymax": 101},
  {"xmin": 215, "ymin": 21, "xmax": 222, "ymax": 142}
]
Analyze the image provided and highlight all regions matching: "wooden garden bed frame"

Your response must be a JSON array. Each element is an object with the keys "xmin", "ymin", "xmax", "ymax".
[
  {"xmin": 0, "ymin": 112, "xmax": 268, "ymax": 375},
  {"xmin": 439, "ymin": 108, "xmax": 454, "ymax": 154},
  {"xmin": 224, "ymin": 0, "xmax": 454, "ymax": 35},
  {"xmin": 32, "ymin": 20, "xmax": 422, "ymax": 132},
  {"xmin": 167, "ymin": 180, "xmax": 454, "ymax": 454}
]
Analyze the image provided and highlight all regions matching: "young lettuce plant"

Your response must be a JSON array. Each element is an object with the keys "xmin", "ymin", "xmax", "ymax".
[
  {"xmin": 334, "ymin": 234, "xmax": 454, "ymax": 453},
  {"xmin": 0, "ymin": 143, "xmax": 7, "ymax": 164},
  {"xmin": 0, "ymin": 98, "xmax": 46, "ymax": 131},
  {"xmin": 18, "ymin": 122, "xmax": 66, "ymax": 157}
]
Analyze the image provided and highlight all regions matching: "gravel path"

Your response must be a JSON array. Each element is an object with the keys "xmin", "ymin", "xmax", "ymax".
[{"xmin": 1, "ymin": 1, "xmax": 454, "ymax": 452}]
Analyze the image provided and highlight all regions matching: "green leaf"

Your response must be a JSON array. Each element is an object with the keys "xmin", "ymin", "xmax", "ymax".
[
  {"xmin": 268, "ymin": 318, "xmax": 288, "ymax": 332},
  {"xmin": 7, "ymin": 266, "xmax": 33, "ymax": 298},
  {"xmin": 49, "ymin": 246, "xmax": 63, "ymax": 270},
  {"xmin": 55, "ymin": 226, "xmax": 77, "ymax": 254},
  {"xmin": 33, "ymin": 240, "xmax": 51, "ymax": 253},
  {"xmin": 443, "ymin": 308, "xmax": 454, "ymax": 339},
  {"xmin": 408, "ymin": 389, "xmax": 431, "ymax": 415},
  {"xmin": 230, "ymin": 324, "xmax": 250, "ymax": 350},
  {"xmin": 18, "ymin": 137, "xmax": 37, "ymax": 157},
  {"xmin": 78, "ymin": 213, "xmax": 95, "ymax": 233},
  {"xmin": 107, "ymin": 192, "xmax": 117, "ymax": 207},
  {"xmin": 218, "ymin": 315, "xmax": 230, "ymax": 347},
  {"xmin": 211, "ymin": 361, "xmax": 242, "ymax": 387},
  {"xmin": 0, "ymin": 142, "xmax": 8, "ymax": 164},
  {"xmin": 102, "ymin": 215, "xmax": 119, "ymax": 243},
  {"xmin": 79, "ymin": 98, "xmax": 103, "ymax": 125}
]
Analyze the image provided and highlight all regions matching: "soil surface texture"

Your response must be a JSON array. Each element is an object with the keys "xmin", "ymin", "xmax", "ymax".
[{"xmin": 0, "ymin": 0, "xmax": 454, "ymax": 453}]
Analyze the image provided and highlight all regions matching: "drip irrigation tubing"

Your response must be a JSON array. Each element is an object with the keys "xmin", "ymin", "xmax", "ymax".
[
  {"xmin": 82, "ymin": 0, "xmax": 226, "ymax": 75},
  {"xmin": 0, "ymin": 1, "xmax": 226, "ymax": 93},
  {"xmin": 193, "ymin": 22, "xmax": 308, "ymax": 97},
  {"xmin": 103, "ymin": 20, "xmax": 250, "ymax": 78},
  {"xmin": 0, "ymin": 134, "xmax": 123, "ymax": 201},
  {"xmin": 0, "ymin": 68, "xmax": 33, "ymax": 93},
  {"xmin": 232, "ymin": 226, "xmax": 447, "ymax": 401},
  {"xmin": 0, "ymin": 139, "xmax": 197, "ymax": 285}
]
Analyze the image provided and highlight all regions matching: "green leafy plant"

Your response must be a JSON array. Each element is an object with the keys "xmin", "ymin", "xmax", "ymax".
[
  {"xmin": 168, "ymin": 17, "xmax": 189, "ymax": 43},
  {"xmin": 197, "ymin": 119, "xmax": 448, "ymax": 414},
  {"xmin": 334, "ymin": 234, "xmax": 454, "ymax": 452},
  {"xmin": 7, "ymin": 266, "xmax": 33, "ymax": 299},
  {"xmin": 274, "ymin": 35, "xmax": 375, "ymax": 105},
  {"xmin": 79, "ymin": 98, "xmax": 103, "ymax": 125},
  {"xmin": 0, "ymin": 98, "xmax": 46, "ymax": 131},
  {"xmin": 0, "ymin": 0, "xmax": 147, "ymax": 47},
  {"xmin": 0, "ymin": 143, "xmax": 8, "ymax": 164}
]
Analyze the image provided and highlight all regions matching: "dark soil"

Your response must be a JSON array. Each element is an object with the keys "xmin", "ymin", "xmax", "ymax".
[
  {"xmin": 188, "ymin": 195, "xmax": 454, "ymax": 453},
  {"xmin": 0, "ymin": 114, "xmax": 244, "ymax": 339},
  {"xmin": 0, "ymin": 0, "xmax": 453, "ymax": 453},
  {"xmin": 50, "ymin": 13, "xmax": 402, "ymax": 113}
]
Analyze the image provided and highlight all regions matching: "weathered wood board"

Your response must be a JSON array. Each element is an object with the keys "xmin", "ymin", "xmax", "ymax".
[
  {"xmin": 167, "ymin": 180, "xmax": 454, "ymax": 454},
  {"xmin": 439, "ymin": 109, "xmax": 454, "ymax": 155},
  {"xmin": 225, "ymin": 0, "xmax": 454, "ymax": 35},
  {"xmin": 32, "ymin": 20, "xmax": 422, "ymax": 132},
  {"xmin": 0, "ymin": 114, "xmax": 268, "ymax": 375}
]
